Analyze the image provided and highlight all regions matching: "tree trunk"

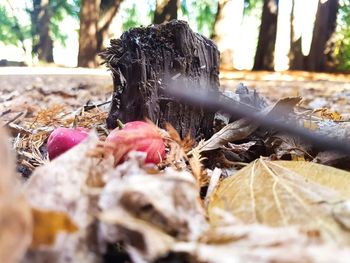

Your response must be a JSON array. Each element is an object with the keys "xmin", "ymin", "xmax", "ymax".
[
  {"xmin": 253, "ymin": 0, "xmax": 278, "ymax": 71},
  {"xmin": 101, "ymin": 21, "xmax": 220, "ymax": 139},
  {"xmin": 31, "ymin": 0, "xmax": 54, "ymax": 62},
  {"xmin": 211, "ymin": 0, "xmax": 245, "ymax": 69},
  {"xmin": 97, "ymin": 0, "xmax": 123, "ymax": 52},
  {"xmin": 289, "ymin": 0, "xmax": 304, "ymax": 70},
  {"xmin": 289, "ymin": 0, "xmax": 339, "ymax": 71},
  {"xmin": 154, "ymin": 0, "xmax": 180, "ymax": 24},
  {"xmin": 305, "ymin": 0, "xmax": 339, "ymax": 71},
  {"xmin": 78, "ymin": 0, "xmax": 100, "ymax": 68}
]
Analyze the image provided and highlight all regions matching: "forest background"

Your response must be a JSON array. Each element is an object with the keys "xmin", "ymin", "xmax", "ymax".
[{"xmin": 1, "ymin": 0, "xmax": 349, "ymax": 73}]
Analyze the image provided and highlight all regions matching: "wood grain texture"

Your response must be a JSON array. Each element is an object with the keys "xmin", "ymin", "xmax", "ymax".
[{"xmin": 101, "ymin": 20, "xmax": 220, "ymax": 139}]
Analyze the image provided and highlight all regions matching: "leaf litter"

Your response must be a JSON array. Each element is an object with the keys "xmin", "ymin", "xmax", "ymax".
[{"xmin": 1, "ymin": 73, "xmax": 350, "ymax": 262}]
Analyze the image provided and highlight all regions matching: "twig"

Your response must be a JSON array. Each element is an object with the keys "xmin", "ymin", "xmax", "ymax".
[
  {"xmin": 83, "ymin": 100, "xmax": 111, "ymax": 112},
  {"xmin": 0, "ymin": 109, "xmax": 11, "ymax": 117},
  {"xmin": 3, "ymin": 112, "xmax": 24, "ymax": 127},
  {"xmin": 165, "ymin": 82, "xmax": 350, "ymax": 155}
]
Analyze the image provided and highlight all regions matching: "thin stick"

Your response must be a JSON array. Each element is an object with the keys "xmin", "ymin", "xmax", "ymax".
[
  {"xmin": 3, "ymin": 112, "xmax": 24, "ymax": 127},
  {"xmin": 165, "ymin": 84, "xmax": 350, "ymax": 155}
]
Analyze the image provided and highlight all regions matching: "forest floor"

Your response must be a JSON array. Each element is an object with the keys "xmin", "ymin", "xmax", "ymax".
[
  {"xmin": 2, "ymin": 66, "xmax": 350, "ymax": 262},
  {"xmin": 1, "ymin": 67, "xmax": 350, "ymax": 122}
]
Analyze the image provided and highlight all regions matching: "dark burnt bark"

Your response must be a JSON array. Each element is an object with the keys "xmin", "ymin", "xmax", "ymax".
[
  {"xmin": 101, "ymin": 21, "xmax": 220, "ymax": 139},
  {"xmin": 154, "ymin": 0, "xmax": 180, "ymax": 24},
  {"xmin": 253, "ymin": 0, "xmax": 279, "ymax": 71}
]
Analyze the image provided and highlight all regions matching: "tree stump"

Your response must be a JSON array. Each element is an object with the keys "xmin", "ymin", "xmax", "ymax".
[{"xmin": 100, "ymin": 20, "xmax": 220, "ymax": 139}]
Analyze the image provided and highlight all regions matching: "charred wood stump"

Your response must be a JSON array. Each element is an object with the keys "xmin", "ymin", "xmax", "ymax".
[{"xmin": 101, "ymin": 20, "xmax": 220, "ymax": 139}]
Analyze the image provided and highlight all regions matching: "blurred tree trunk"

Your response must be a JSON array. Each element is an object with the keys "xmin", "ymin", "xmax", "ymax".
[
  {"xmin": 31, "ymin": 0, "xmax": 54, "ymax": 62},
  {"xmin": 78, "ymin": 0, "xmax": 100, "ymax": 67},
  {"xmin": 289, "ymin": 0, "xmax": 303, "ymax": 70},
  {"xmin": 97, "ymin": 0, "xmax": 123, "ymax": 52},
  {"xmin": 154, "ymin": 0, "xmax": 180, "ymax": 24},
  {"xmin": 211, "ymin": 0, "xmax": 225, "ymax": 41},
  {"xmin": 306, "ymin": 0, "xmax": 339, "ymax": 71},
  {"xmin": 211, "ymin": 0, "xmax": 245, "ymax": 69},
  {"xmin": 253, "ymin": 0, "xmax": 278, "ymax": 71},
  {"xmin": 290, "ymin": 0, "xmax": 339, "ymax": 71},
  {"xmin": 78, "ymin": 0, "xmax": 123, "ymax": 67}
]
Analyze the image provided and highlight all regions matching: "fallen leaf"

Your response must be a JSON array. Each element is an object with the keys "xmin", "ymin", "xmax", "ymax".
[
  {"xmin": 265, "ymin": 133, "xmax": 313, "ymax": 160},
  {"xmin": 188, "ymin": 140, "xmax": 207, "ymax": 186},
  {"xmin": 98, "ymin": 153, "xmax": 208, "ymax": 262},
  {"xmin": 169, "ymin": 221, "xmax": 350, "ymax": 263},
  {"xmin": 315, "ymin": 108, "xmax": 342, "ymax": 121},
  {"xmin": 226, "ymin": 141, "xmax": 257, "ymax": 153},
  {"xmin": 0, "ymin": 197, "xmax": 32, "ymax": 263},
  {"xmin": 196, "ymin": 97, "xmax": 301, "ymax": 152},
  {"xmin": 332, "ymin": 200, "xmax": 350, "ymax": 230},
  {"xmin": 0, "ymin": 127, "xmax": 32, "ymax": 263},
  {"xmin": 208, "ymin": 158, "xmax": 350, "ymax": 244},
  {"xmin": 31, "ymin": 208, "xmax": 78, "ymax": 248},
  {"xmin": 303, "ymin": 119, "xmax": 319, "ymax": 130},
  {"xmin": 313, "ymin": 151, "xmax": 350, "ymax": 170},
  {"xmin": 99, "ymin": 208, "xmax": 175, "ymax": 261},
  {"xmin": 162, "ymin": 123, "xmax": 189, "ymax": 170},
  {"xmin": 23, "ymin": 131, "xmax": 114, "ymax": 262}
]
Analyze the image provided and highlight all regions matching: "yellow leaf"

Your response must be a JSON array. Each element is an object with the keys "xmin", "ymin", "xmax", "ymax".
[
  {"xmin": 315, "ymin": 108, "xmax": 342, "ymax": 121},
  {"xmin": 208, "ymin": 158, "xmax": 350, "ymax": 244},
  {"xmin": 31, "ymin": 208, "xmax": 79, "ymax": 248},
  {"xmin": 303, "ymin": 120, "xmax": 319, "ymax": 130},
  {"xmin": 291, "ymin": 154, "xmax": 305, "ymax": 161}
]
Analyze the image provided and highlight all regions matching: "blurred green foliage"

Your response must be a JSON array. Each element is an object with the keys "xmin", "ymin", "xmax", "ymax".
[
  {"xmin": 121, "ymin": 3, "xmax": 138, "ymax": 31},
  {"xmin": 334, "ymin": 0, "xmax": 350, "ymax": 71},
  {"xmin": 0, "ymin": 0, "xmax": 79, "ymax": 55},
  {"xmin": 50, "ymin": 0, "xmax": 80, "ymax": 46},
  {"xmin": 182, "ymin": 0, "xmax": 218, "ymax": 37},
  {"xmin": 1, "ymin": 0, "xmax": 349, "ymax": 71},
  {"xmin": 0, "ymin": 5, "xmax": 31, "ymax": 51}
]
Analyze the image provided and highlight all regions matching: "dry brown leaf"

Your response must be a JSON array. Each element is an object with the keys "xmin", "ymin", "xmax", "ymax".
[
  {"xmin": 31, "ymin": 208, "xmax": 78, "ymax": 248},
  {"xmin": 313, "ymin": 151, "xmax": 350, "ymax": 170},
  {"xmin": 164, "ymin": 122, "xmax": 195, "ymax": 152},
  {"xmin": 170, "ymin": 221, "xmax": 350, "ymax": 263},
  {"xmin": 314, "ymin": 108, "xmax": 342, "ymax": 121},
  {"xmin": 333, "ymin": 200, "xmax": 350, "ymax": 230},
  {"xmin": 266, "ymin": 133, "xmax": 313, "ymax": 160},
  {"xmin": 164, "ymin": 122, "xmax": 182, "ymax": 144},
  {"xmin": 0, "ymin": 197, "xmax": 32, "ymax": 263},
  {"xmin": 208, "ymin": 158, "xmax": 350, "ymax": 244},
  {"xmin": 0, "ymin": 127, "xmax": 32, "ymax": 263},
  {"xmin": 99, "ymin": 209, "xmax": 175, "ymax": 261},
  {"xmin": 162, "ymin": 123, "xmax": 189, "ymax": 170},
  {"xmin": 23, "ymin": 132, "xmax": 114, "ymax": 262},
  {"xmin": 199, "ymin": 118, "xmax": 258, "ymax": 152},
  {"xmin": 188, "ymin": 141, "xmax": 207, "ymax": 186},
  {"xmin": 98, "ymin": 153, "xmax": 208, "ymax": 262},
  {"xmin": 196, "ymin": 97, "xmax": 301, "ymax": 152}
]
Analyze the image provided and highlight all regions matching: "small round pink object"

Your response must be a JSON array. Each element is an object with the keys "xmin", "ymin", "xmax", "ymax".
[
  {"xmin": 47, "ymin": 127, "xmax": 89, "ymax": 160},
  {"xmin": 105, "ymin": 121, "xmax": 166, "ymax": 164}
]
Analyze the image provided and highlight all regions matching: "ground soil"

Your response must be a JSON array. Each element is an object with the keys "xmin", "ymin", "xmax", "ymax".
[{"xmin": 1, "ymin": 67, "xmax": 349, "ymax": 123}]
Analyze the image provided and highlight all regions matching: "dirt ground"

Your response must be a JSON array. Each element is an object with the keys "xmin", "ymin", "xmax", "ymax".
[{"xmin": 1, "ymin": 67, "xmax": 350, "ymax": 125}]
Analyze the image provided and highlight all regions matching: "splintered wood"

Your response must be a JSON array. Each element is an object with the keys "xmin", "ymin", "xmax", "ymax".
[{"xmin": 101, "ymin": 20, "xmax": 219, "ymax": 139}]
